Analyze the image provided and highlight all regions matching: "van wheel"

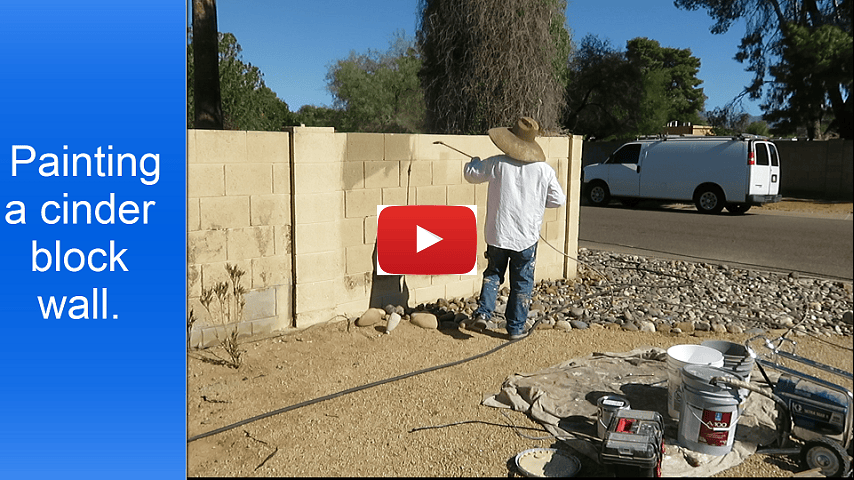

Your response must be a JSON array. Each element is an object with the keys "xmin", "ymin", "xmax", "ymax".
[
  {"xmin": 694, "ymin": 186, "xmax": 725, "ymax": 214},
  {"xmin": 586, "ymin": 182, "xmax": 611, "ymax": 207},
  {"xmin": 725, "ymin": 203, "xmax": 751, "ymax": 214}
]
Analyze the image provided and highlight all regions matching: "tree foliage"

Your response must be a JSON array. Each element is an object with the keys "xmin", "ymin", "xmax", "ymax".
[
  {"xmin": 675, "ymin": 0, "xmax": 853, "ymax": 139},
  {"xmin": 326, "ymin": 33, "xmax": 426, "ymax": 132},
  {"xmin": 187, "ymin": 30, "xmax": 293, "ymax": 131},
  {"xmin": 417, "ymin": 0, "xmax": 570, "ymax": 134},
  {"xmin": 563, "ymin": 35, "xmax": 705, "ymax": 140},
  {"xmin": 562, "ymin": 35, "xmax": 642, "ymax": 140}
]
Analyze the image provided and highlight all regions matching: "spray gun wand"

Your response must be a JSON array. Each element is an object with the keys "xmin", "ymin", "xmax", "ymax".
[{"xmin": 433, "ymin": 141, "xmax": 474, "ymax": 159}]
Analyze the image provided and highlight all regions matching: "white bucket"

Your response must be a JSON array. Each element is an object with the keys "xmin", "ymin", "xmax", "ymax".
[
  {"xmin": 701, "ymin": 340, "xmax": 755, "ymax": 411},
  {"xmin": 666, "ymin": 344, "xmax": 724, "ymax": 420},
  {"xmin": 677, "ymin": 364, "xmax": 743, "ymax": 456}
]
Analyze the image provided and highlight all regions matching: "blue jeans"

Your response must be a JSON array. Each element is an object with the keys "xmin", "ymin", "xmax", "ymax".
[{"xmin": 474, "ymin": 243, "xmax": 537, "ymax": 336}]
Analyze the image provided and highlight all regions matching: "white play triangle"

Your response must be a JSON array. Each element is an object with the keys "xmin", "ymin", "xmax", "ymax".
[{"xmin": 416, "ymin": 225, "xmax": 442, "ymax": 253}]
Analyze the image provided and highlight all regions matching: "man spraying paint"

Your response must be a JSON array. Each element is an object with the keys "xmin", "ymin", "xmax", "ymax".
[{"xmin": 463, "ymin": 117, "xmax": 566, "ymax": 340}]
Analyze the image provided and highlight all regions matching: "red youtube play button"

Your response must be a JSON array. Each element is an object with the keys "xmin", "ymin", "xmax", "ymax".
[{"xmin": 376, "ymin": 205, "xmax": 477, "ymax": 275}]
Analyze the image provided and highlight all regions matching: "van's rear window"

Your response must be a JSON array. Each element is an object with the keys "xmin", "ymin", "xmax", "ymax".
[{"xmin": 755, "ymin": 144, "xmax": 770, "ymax": 166}]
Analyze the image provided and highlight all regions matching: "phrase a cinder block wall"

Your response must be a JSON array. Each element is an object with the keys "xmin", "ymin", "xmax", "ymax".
[{"xmin": 187, "ymin": 127, "xmax": 582, "ymax": 341}]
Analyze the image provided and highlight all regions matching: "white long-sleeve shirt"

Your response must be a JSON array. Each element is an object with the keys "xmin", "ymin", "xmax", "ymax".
[{"xmin": 464, "ymin": 154, "xmax": 566, "ymax": 251}]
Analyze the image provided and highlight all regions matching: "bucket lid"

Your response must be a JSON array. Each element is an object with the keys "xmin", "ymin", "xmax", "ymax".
[
  {"xmin": 515, "ymin": 448, "xmax": 581, "ymax": 477},
  {"xmin": 597, "ymin": 395, "xmax": 629, "ymax": 410},
  {"xmin": 667, "ymin": 344, "xmax": 724, "ymax": 365}
]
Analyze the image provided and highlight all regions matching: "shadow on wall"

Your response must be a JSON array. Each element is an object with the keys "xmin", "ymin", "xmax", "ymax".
[{"xmin": 369, "ymin": 242, "xmax": 410, "ymax": 310}]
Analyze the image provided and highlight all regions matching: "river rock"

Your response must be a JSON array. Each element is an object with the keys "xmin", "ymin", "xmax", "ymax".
[
  {"xmin": 410, "ymin": 312, "xmax": 438, "ymax": 329},
  {"xmin": 356, "ymin": 308, "xmax": 385, "ymax": 327}
]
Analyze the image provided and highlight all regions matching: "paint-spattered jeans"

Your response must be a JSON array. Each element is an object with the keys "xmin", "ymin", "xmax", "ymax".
[{"xmin": 473, "ymin": 243, "xmax": 537, "ymax": 336}]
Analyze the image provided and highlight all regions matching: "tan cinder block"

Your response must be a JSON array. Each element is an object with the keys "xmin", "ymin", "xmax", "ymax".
[
  {"xmin": 275, "ymin": 285, "xmax": 293, "ymax": 328},
  {"xmin": 432, "ymin": 160, "xmax": 463, "ymax": 185},
  {"xmin": 227, "ymin": 226, "xmax": 275, "ymax": 260},
  {"xmin": 382, "ymin": 187, "xmax": 408, "ymax": 206},
  {"xmin": 447, "ymin": 184, "xmax": 475, "ymax": 206},
  {"xmin": 403, "ymin": 274, "xmax": 432, "ymax": 289},
  {"xmin": 346, "ymin": 132, "xmax": 384, "ymax": 161},
  {"xmin": 251, "ymin": 255, "xmax": 291, "ymax": 289},
  {"xmin": 187, "ymin": 263, "xmax": 201, "ymax": 298},
  {"xmin": 273, "ymin": 163, "xmax": 290, "ymax": 195},
  {"xmin": 345, "ymin": 188, "xmax": 382, "ymax": 218},
  {"xmin": 200, "ymin": 196, "xmax": 250, "ymax": 229},
  {"xmin": 187, "ymin": 229, "xmax": 227, "ymax": 264},
  {"xmin": 445, "ymin": 278, "xmax": 477, "ymax": 300},
  {"xmin": 384, "ymin": 133, "xmax": 414, "ymax": 161},
  {"xmin": 345, "ymin": 243, "xmax": 375, "ymax": 275},
  {"xmin": 343, "ymin": 162, "xmax": 364, "ymax": 190},
  {"xmin": 295, "ymin": 221, "xmax": 341, "ymax": 254},
  {"xmin": 188, "ymin": 164, "xmax": 225, "ymax": 197},
  {"xmin": 250, "ymin": 194, "xmax": 289, "ymax": 226},
  {"xmin": 415, "ymin": 185, "xmax": 446, "ymax": 205},
  {"xmin": 341, "ymin": 217, "xmax": 364, "ymax": 247},
  {"xmin": 294, "ymin": 162, "xmax": 343, "ymax": 193},
  {"xmin": 543, "ymin": 136, "xmax": 570, "ymax": 159},
  {"xmin": 365, "ymin": 161, "xmax": 400, "ymax": 188},
  {"xmin": 195, "ymin": 130, "xmax": 247, "ymax": 164},
  {"xmin": 295, "ymin": 307, "xmax": 337, "ymax": 328},
  {"xmin": 274, "ymin": 224, "xmax": 292, "ymax": 255},
  {"xmin": 294, "ymin": 191, "xmax": 343, "ymax": 224},
  {"xmin": 337, "ymin": 298, "xmax": 371, "ymax": 318},
  {"xmin": 364, "ymin": 215, "xmax": 378, "ymax": 244},
  {"xmin": 295, "ymin": 250, "xmax": 344, "ymax": 283},
  {"xmin": 295, "ymin": 280, "xmax": 335, "ymax": 314},
  {"xmin": 542, "ymin": 206, "xmax": 557, "ymax": 222},
  {"xmin": 200, "ymin": 260, "xmax": 251, "ymax": 294},
  {"xmin": 187, "ymin": 198, "xmax": 200, "ymax": 232},
  {"xmin": 400, "ymin": 160, "xmax": 432, "ymax": 188},
  {"xmin": 187, "ymin": 129, "xmax": 196, "ymax": 163},
  {"xmin": 291, "ymin": 127, "xmax": 344, "ymax": 163},
  {"xmin": 226, "ymin": 164, "xmax": 273, "ymax": 196},
  {"xmin": 247, "ymin": 131, "xmax": 289, "ymax": 163},
  {"xmin": 339, "ymin": 273, "xmax": 370, "ymax": 302},
  {"xmin": 413, "ymin": 284, "xmax": 446, "ymax": 305}
]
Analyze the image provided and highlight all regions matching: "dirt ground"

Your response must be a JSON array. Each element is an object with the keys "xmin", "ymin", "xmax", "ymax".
[{"xmin": 187, "ymin": 199, "xmax": 852, "ymax": 478}]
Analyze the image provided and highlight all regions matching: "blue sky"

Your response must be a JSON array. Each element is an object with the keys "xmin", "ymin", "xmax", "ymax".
[{"xmin": 196, "ymin": 0, "xmax": 763, "ymax": 116}]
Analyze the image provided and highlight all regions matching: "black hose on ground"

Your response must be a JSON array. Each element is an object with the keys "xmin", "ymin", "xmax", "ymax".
[{"xmin": 188, "ymin": 318, "xmax": 543, "ymax": 443}]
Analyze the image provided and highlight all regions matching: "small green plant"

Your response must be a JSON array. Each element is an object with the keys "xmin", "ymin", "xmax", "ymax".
[{"xmin": 198, "ymin": 263, "xmax": 248, "ymax": 368}]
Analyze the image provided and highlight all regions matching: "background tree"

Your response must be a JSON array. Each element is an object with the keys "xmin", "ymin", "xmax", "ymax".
[
  {"xmin": 675, "ymin": 0, "xmax": 853, "ymax": 139},
  {"xmin": 563, "ymin": 35, "xmax": 643, "ymax": 140},
  {"xmin": 563, "ymin": 35, "xmax": 705, "ymax": 140},
  {"xmin": 192, "ymin": 0, "xmax": 223, "ymax": 129},
  {"xmin": 625, "ymin": 38, "xmax": 705, "ymax": 126},
  {"xmin": 326, "ymin": 33, "xmax": 426, "ymax": 132},
  {"xmin": 187, "ymin": 31, "xmax": 294, "ymax": 131},
  {"xmin": 417, "ymin": 0, "xmax": 570, "ymax": 134}
]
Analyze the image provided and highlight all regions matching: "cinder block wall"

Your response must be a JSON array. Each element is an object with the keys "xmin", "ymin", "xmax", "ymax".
[
  {"xmin": 188, "ymin": 127, "xmax": 582, "ymax": 343},
  {"xmin": 187, "ymin": 130, "xmax": 293, "ymax": 348}
]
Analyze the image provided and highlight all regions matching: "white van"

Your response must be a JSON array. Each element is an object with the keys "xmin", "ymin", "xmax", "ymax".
[{"xmin": 582, "ymin": 134, "xmax": 782, "ymax": 214}]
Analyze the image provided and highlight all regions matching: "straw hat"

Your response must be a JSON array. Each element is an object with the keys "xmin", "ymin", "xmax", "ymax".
[{"xmin": 488, "ymin": 117, "xmax": 546, "ymax": 163}]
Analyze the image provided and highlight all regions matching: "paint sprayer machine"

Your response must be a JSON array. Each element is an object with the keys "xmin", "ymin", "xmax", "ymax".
[{"xmin": 743, "ymin": 335, "xmax": 853, "ymax": 477}]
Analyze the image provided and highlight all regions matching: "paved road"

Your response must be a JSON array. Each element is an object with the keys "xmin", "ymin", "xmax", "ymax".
[{"xmin": 578, "ymin": 203, "xmax": 854, "ymax": 281}]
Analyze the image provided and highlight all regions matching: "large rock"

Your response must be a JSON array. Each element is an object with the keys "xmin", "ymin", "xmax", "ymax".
[
  {"xmin": 410, "ymin": 312, "xmax": 438, "ymax": 329},
  {"xmin": 356, "ymin": 308, "xmax": 385, "ymax": 327}
]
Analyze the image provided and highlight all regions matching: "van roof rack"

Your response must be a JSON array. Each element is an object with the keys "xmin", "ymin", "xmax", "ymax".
[{"xmin": 634, "ymin": 133, "xmax": 771, "ymax": 142}]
